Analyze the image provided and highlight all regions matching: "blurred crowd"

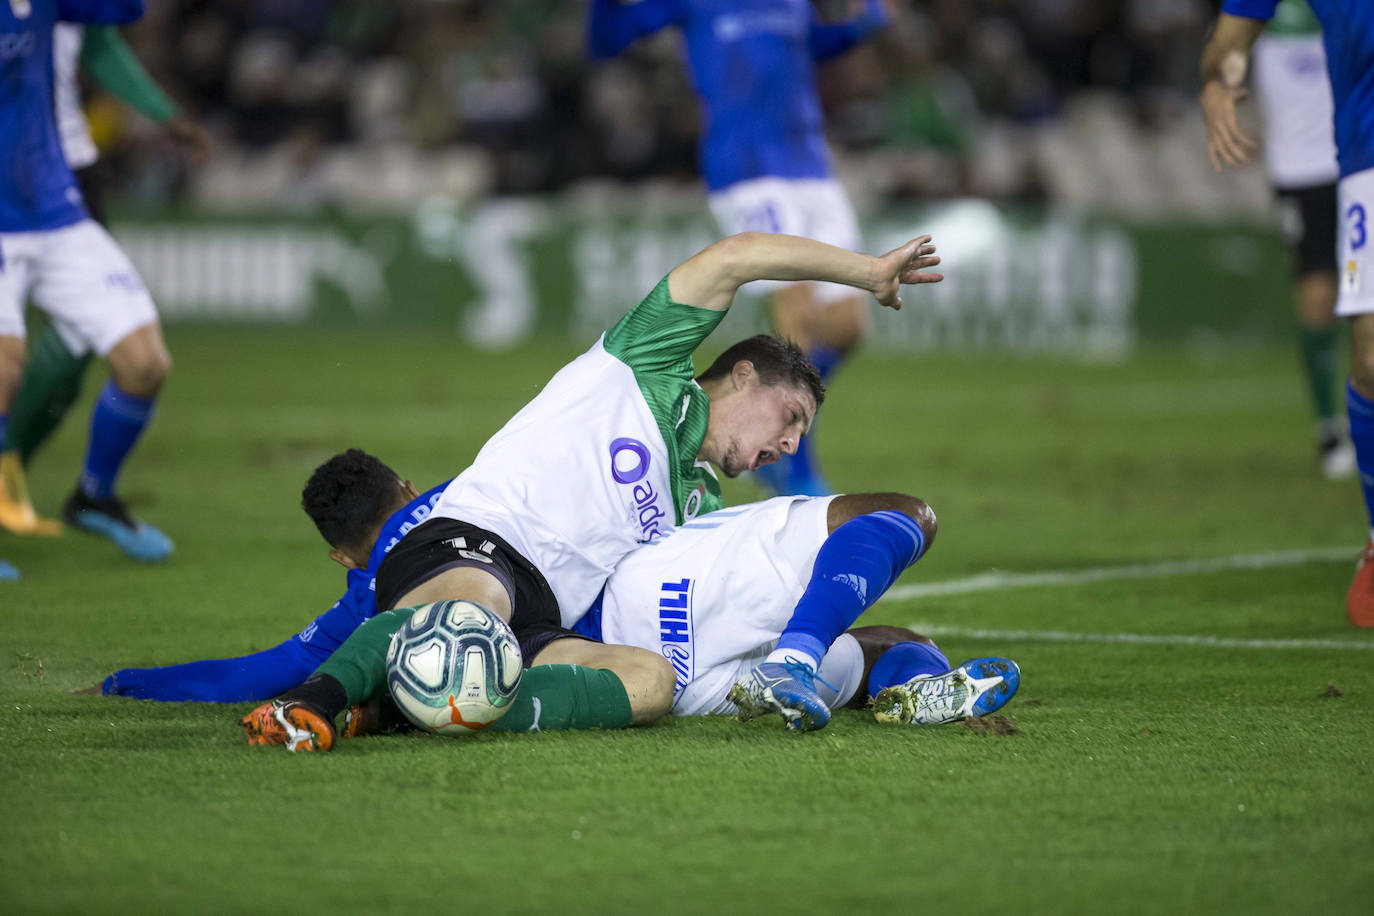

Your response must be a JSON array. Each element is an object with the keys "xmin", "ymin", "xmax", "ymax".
[{"xmin": 99, "ymin": 0, "xmax": 1259, "ymax": 212}]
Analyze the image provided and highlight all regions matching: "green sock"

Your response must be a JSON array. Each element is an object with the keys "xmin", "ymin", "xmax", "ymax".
[
  {"xmin": 490, "ymin": 665, "xmax": 633, "ymax": 732},
  {"xmin": 315, "ymin": 606, "xmax": 634, "ymax": 731},
  {"xmin": 4, "ymin": 325, "xmax": 93, "ymax": 462},
  {"xmin": 1299, "ymin": 325, "xmax": 1339, "ymax": 424},
  {"xmin": 315, "ymin": 607, "xmax": 413, "ymax": 706}
]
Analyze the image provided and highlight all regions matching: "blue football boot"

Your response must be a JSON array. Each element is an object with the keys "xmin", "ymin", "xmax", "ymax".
[
  {"xmin": 872, "ymin": 657, "xmax": 1021, "ymax": 726},
  {"xmin": 63, "ymin": 489, "xmax": 173, "ymax": 562},
  {"xmin": 728, "ymin": 655, "xmax": 833, "ymax": 732}
]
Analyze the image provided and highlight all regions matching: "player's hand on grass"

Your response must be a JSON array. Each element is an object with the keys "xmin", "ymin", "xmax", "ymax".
[
  {"xmin": 1200, "ymin": 79, "xmax": 1256, "ymax": 171},
  {"xmin": 871, "ymin": 235, "xmax": 942, "ymax": 310},
  {"xmin": 71, "ymin": 682, "xmax": 103, "ymax": 695}
]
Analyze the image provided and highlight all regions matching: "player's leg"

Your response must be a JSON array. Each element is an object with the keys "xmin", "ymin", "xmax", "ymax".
[
  {"xmin": 848, "ymin": 625, "xmax": 1020, "ymax": 725},
  {"xmin": 759, "ymin": 179, "xmax": 869, "ymax": 496},
  {"xmin": 1336, "ymin": 168, "xmax": 1374, "ymax": 627},
  {"xmin": 526, "ymin": 636, "xmax": 675, "ymax": 726},
  {"xmin": 1345, "ymin": 314, "xmax": 1374, "ymax": 626},
  {"xmin": 30, "ymin": 220, "xmax": 171, "ymax": 560},
  {"xmin": 0, "ymin": 325, "xmax": 91, "ymax": 535},
  {"xmin": 1284, "ymin": 183, "xmax": 1351, "ymax": 476},
  {"xmin": 730, "ymin": 492, "xmax": 936, "ymax": 730},
  {"xmin": 764, "ymin": 282, "xmax": 867, "ymax": 495},
  {"xmin": 0, "ymin": 230, "xmax": 35, "ymax": 572}
]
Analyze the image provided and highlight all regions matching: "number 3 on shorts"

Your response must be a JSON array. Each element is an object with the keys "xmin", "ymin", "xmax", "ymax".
[{"xmin": 1350, "ymin": 202, "xmax": 1368, "ymax": 251}]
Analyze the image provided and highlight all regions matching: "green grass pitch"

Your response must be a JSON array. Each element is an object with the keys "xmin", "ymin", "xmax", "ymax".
[{"xmin": 2, "ymin": 326, "xmax": 1371, "ymax": 914}]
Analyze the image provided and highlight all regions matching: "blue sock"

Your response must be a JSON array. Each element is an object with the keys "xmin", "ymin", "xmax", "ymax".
[
  {"xmin": 867, "ymin": 641, "xmax": 950, "ymax": 696},
  {"xmin": 1350, "ymin": 381, "xmax": 1374, "ymax": 537},
  {"xmin": 807, "ymin": 344, "xmax": 845, "ymax": 382},
  {"xmin": 80, "ymin": 381, "xmax": 156, "ymax": 500},
  {"xmin": 772, "ymin": 509, "xmax": 927, "ymax": 667}
]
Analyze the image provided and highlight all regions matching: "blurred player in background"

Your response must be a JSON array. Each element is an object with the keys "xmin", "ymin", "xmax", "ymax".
[
  {"xmin": 1200, "ymin": 0, "xmax": 1374, "ymax": 626},
  {"xmin": 0, "ymin": 20, "xmax": 209, "ymax": 551},
  {"xmin": 587, "ymin": 0, "xmax": 890, "ymax": 496},
  {"xmin": 1252, "ymin": 0, "xmax": 1353, "ymax": 478}
]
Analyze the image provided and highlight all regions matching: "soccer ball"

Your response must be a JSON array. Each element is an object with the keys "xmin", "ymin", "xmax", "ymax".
[{"xmin": 385, "ymin": 600, "xmax": 524, "ymax": 736}]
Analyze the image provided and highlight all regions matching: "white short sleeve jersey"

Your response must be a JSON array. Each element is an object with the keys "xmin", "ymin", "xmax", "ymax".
[
  {"xmin": 1254, "ymin": 4, "xmax": 1339, "ymax": 189},
  {"xmin": 52, "ymin": 23, "xmax": 99, "ymax": 171},
  {"xmin": 433, "ymin": 276, "xmax": 727, "ymax": 623}
]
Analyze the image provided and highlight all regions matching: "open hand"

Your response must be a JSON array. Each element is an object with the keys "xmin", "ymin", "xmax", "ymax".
[
  {"xmin": 872, "ymin": 235, "xmax": 942, "ymax": 310},
  {"xmin": 1200, "ymin": 80, "xmax": 1256, "ymax": 171}
]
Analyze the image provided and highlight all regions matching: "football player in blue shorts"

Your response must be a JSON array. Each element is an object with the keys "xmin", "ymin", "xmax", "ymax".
[
  {"xmin": 587, "ymin": 0, "xmax": 890, "ymax": 496},
  {"xmin": 88, "ymin": 450, "xmax": 1019, "ymax": 739},
  {"xmin": 1199, "ymin": 0, "xmax": 1374, "ymax": 626},
  {"xmin": 1, "ymin": 0, "xmax": 174, "ymax": 565}
]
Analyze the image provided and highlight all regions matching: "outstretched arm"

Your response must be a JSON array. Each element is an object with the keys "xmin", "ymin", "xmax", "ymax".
[
  {"xmin": 667, "ymin": 232, "xmax": 942, "ymax": 313},
  {"xmin": 1198, "ymin": 11, "xmax": 1269, "ymax": 170},
  {"xmin": 81, "ymin": 27, "xmax": 213, "ymax": 165},
  {"xmin": 809, "ymin": 0, "xmax": 889, "ymax": 62},
  {"xmin": 91, "ymin": 588, "xmax": 372, "ymax": 702},
  {"xmin": 587, "ymin": 0, "xmax": 683, "ymax": 58}
]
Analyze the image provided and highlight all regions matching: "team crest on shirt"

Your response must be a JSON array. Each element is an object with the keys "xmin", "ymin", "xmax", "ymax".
[
  {"xmin": 683, "ymin": 484, "xmax": 705, "ymax": 521},
  {"xmin": 9, "ymin": 0, "xmax": 31, "ymax": 19},
  {"xmin": 1345, "ymin": 259, "xmax": 1360, "ymax": 295}
]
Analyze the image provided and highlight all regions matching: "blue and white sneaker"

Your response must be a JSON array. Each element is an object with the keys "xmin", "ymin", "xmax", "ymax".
[
  {"xmin": 0, "ymin": 559, "xmax": 19, "ymax": 581},
  {"xmin": 872, "ymin": 657, "xmax": 1021, "ymax": 726},
  {"xmin": 727, "ymin": 655, "xmax": 833, "ymax": 732},
  {"xmin": 63, "ymin": 489, "xmax": 173, "ymax": 562}
]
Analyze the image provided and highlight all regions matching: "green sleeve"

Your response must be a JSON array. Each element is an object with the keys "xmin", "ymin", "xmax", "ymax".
[
  {"xmin": 602, "ymin": 275, "xmax": 728, "ymax": 377},
  {"xmin": 79, "ymin": 26, "xmax": 179, "ymax": 123}
]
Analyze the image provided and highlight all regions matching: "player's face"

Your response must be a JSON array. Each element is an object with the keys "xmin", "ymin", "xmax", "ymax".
[{"xmin": 708, "ymin": 379, "xmax": 816, "ymax": 478}]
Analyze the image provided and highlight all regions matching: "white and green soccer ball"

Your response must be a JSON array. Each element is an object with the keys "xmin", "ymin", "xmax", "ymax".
[{"xmin": 385, "ymin": 600, "xmax": 524, "ymax": 736}]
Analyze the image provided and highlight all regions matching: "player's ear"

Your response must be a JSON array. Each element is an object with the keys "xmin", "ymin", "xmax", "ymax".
[
  {"xmin": 401, "ymin": 479, "xmax": 419, "ymax": 501},
  {"xmin": 731, "ymin": 359, "xmax": 755, "ymax": 390},
  {"xmin": 328, "ymin": 547, "xmax": 361, "ymax": 571}
]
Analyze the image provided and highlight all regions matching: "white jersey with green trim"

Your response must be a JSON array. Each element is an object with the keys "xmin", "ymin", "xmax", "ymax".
[
  {"xmin": 1254, "ymin": 6, "xmax": 1338, "ymax": 189},
  {"xmin": 432, "ymin": 276, "xmax": 726, "ymax": 625}
]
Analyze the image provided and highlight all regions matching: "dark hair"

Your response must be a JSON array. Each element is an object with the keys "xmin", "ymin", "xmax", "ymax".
[
  {"xmin": 696, "ymin": 335, "xmax": 825, "ymax": 408},
  {"xmin": 302, "ymin": 449, "xmax": 404, "ymax": 550}
]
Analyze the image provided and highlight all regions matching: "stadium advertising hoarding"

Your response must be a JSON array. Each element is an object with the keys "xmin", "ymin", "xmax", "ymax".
[{"xmin": 106, "ymin": 198, "xmax": 1293, "ymax": 357}]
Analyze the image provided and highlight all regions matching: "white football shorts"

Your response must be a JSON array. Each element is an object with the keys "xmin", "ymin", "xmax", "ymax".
[
  {"xmin": 1336, "ymin": 166, "xmax": 1374, "ymax": 317},
  {"xmin": 707, "ymin": 176, "xmax": 865, "ymax": 305},
  {"xmin": 0, "ymin": 219, "xmax": 159, "ymax": 356},
  {"xmin": 595, "ymin": 494, "xmax": 867, "ymax": 715}
]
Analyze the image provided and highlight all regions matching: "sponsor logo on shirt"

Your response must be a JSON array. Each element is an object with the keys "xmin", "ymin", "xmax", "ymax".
[
  {"xmin": 0, "ymin": 31, "xmax": 35, "ymax": 58},
  {"xmin": 610, "ymin": 437, "xmax": 667, "ymax": 541},
  {"xmin": 658, "ymin": 578, "xmax": 693, "ymax": 695}
]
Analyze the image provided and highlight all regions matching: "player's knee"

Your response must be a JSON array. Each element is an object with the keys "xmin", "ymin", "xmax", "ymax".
[
  {"xmin": 827, "ymin": 492, "xmax": 936, "ymax": 547},
  {"xmin": 628, "ymin": 652, "xmax": 676, "ymax": 725},
  {"xmin": 1352, "ymin": 345, "xmax": 1374, "ymax": 397}
]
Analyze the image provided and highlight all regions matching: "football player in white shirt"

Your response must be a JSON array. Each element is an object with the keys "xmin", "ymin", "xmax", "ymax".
[{"xmin": 240, "ymin": 230, "xmax": 949, "ymax": 750}]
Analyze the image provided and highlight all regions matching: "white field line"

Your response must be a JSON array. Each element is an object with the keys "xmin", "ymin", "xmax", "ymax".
[
  {"xmin": 887, "ymin": 546, "xmax": 1373, "ymax": 651},
  {"xmin": 885, "ymin": 547, "xmax": 1357, "ymax": 601},
  {"xmin": 904, "ymin": 624, "xmax": 1374, "ymax": 652}
]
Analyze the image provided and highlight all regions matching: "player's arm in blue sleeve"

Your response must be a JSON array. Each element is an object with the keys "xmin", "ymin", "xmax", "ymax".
[
  {"xmin": 808, "ymin": 0, "xmax": 889, "ymax": 62},
  {"xmin": 100, "ymin": 587, "xmax": 372, "ymax": 702},
  {"xmin": 55, "ymin": 0, "xmax": 144, "ymax": 25},
  {"xmin": 587, "ymin": 0, "xmax": 683, "ymax": 58},
  {"xmin": 99, "ymin": 640, "xmax": 319, "ymax": 703}
]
